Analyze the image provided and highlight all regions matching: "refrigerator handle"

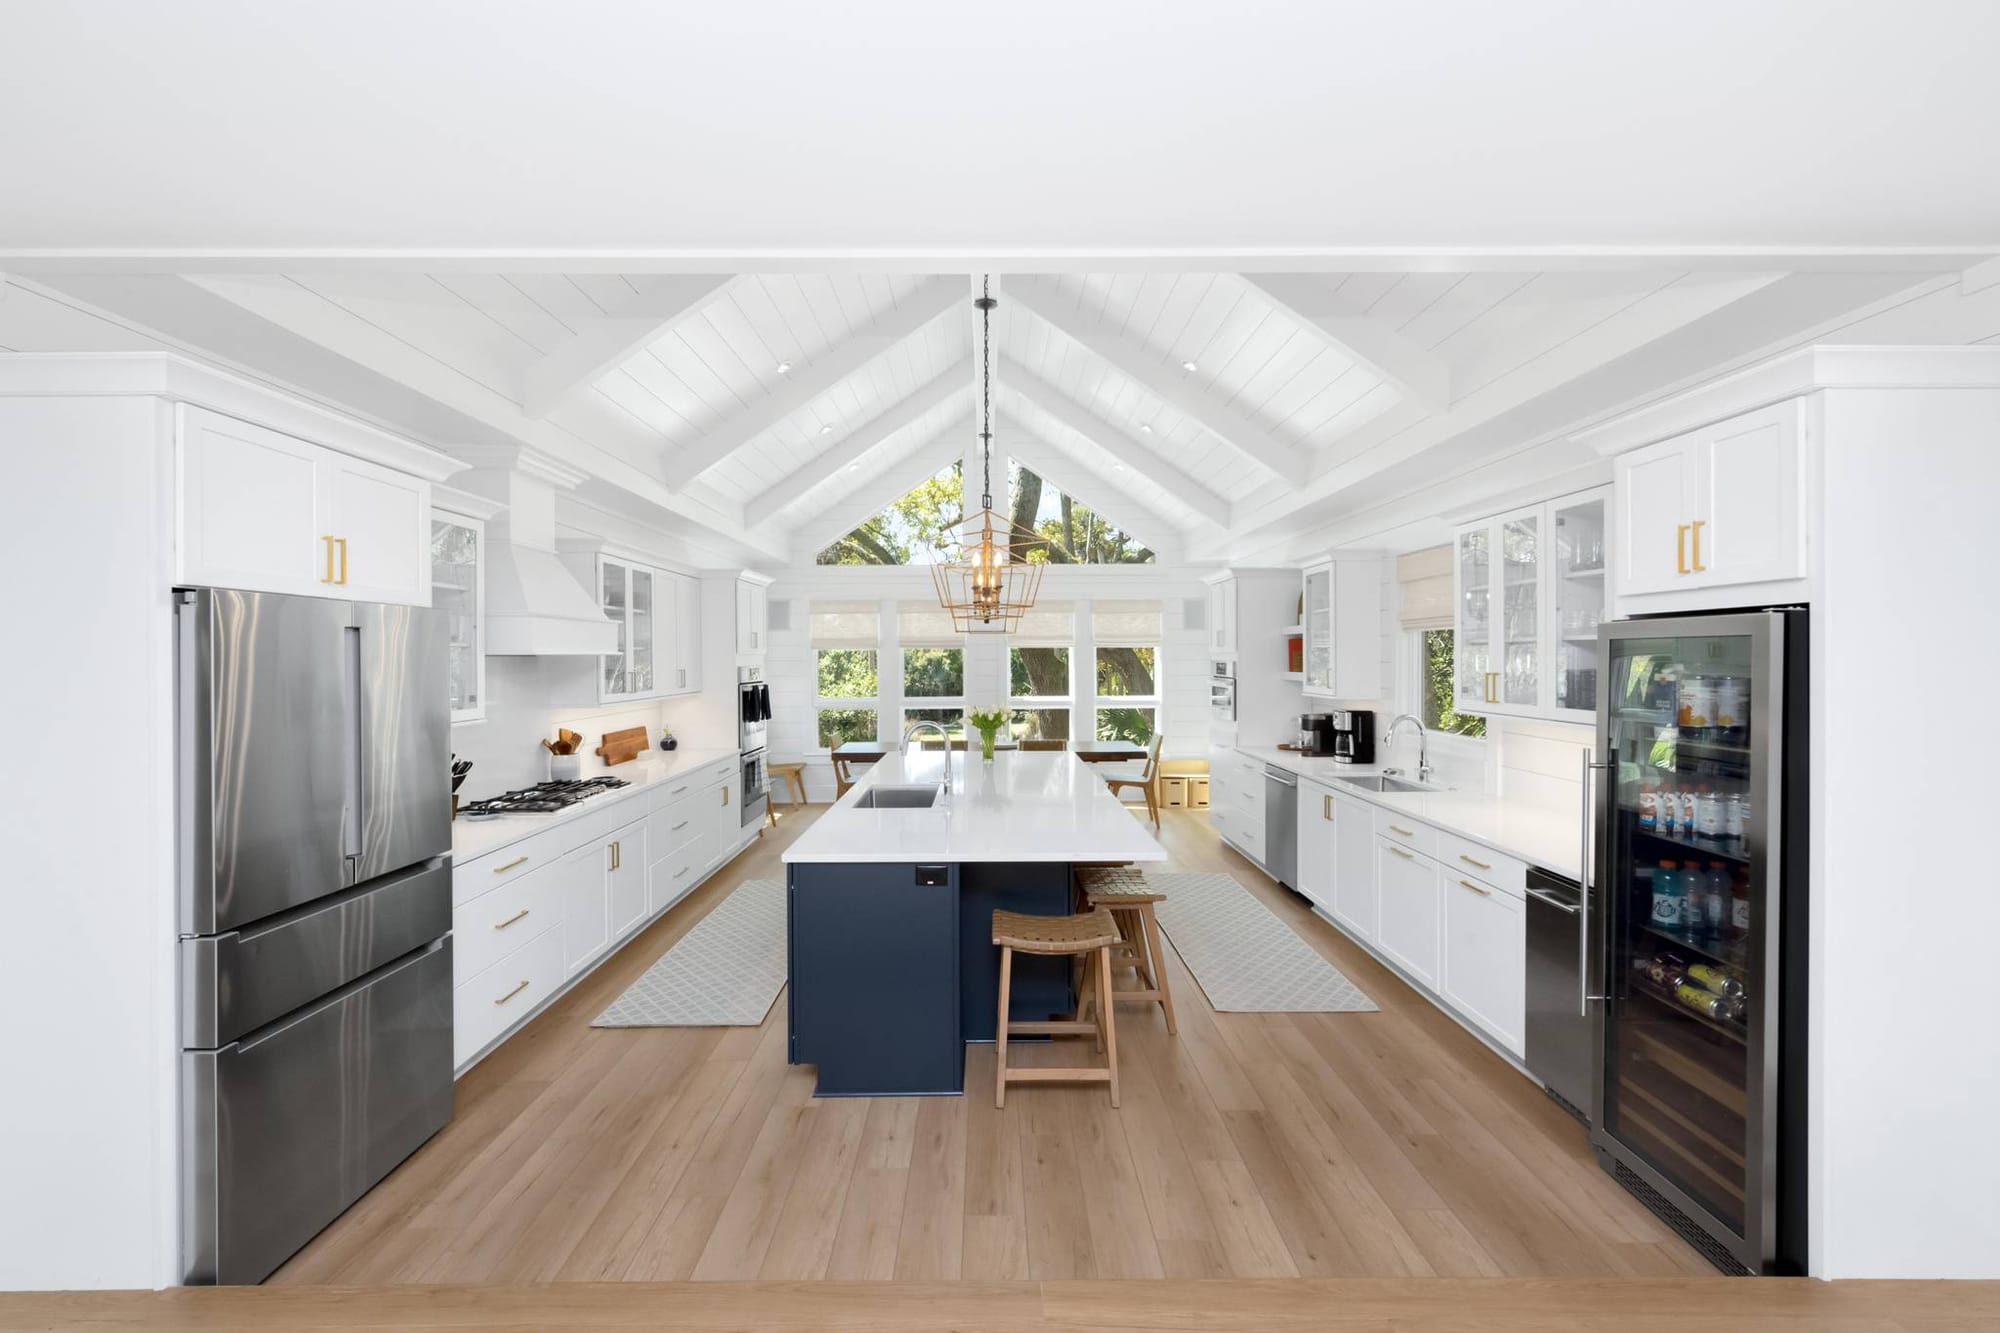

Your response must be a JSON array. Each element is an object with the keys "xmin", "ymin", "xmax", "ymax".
[
  {"xmin": 341, "ymin": 624, "xmax": 364, "ymax": 868},
  {"xmin": 1581, "ymin": 748, "xmax": 1615, "ymax": 1017}
]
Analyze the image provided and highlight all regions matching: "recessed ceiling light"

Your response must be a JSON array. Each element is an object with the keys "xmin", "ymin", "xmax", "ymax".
[
  {"xmin": 776, "ymin": 360, "xmax": 793, "ymax": 375},
  {"xmin": 819, "ymin": 423, "xmax": 834, "ymax": 436},
  {"xmin": 1113, "ymin": 462, "xmax": 1127, "ymax": 471},
  {"xmin": 1138, "ymin": 423, "xmax": 1153, "ymax": 434},
  {"xmin": 1181, "ymin": 360, "xmax": 1198, "ymax": 373}
]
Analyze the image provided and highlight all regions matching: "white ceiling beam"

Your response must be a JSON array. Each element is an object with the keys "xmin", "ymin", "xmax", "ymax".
[
  {"xmin": 1243, "ymin": 274, "xmax": 1452, "ymax": 412},
  {"xmin": 1005, "ymin": 279, "xmax": 1306, "ymax": 487},
  {"xmin": 794, "ymin": 418, "xmax": 971, "ymax": 559},
  {"xmin": 743, "ymin": 356, "xmax": 969, "ymax": 526},
  {"xmin": 1962, "ymin": 255, "xmax": 2000, "ymax": 297},
  {"xmin": 1001, "ymin": 362, "xmax": 1231, "ymax": 528},
  {"xmin": 519, "ymin": 274, "xmax": 734, "ymax": 418},
  {"xmin": 664, "ymin": 276, "xmax": 965, "ymax": 488},
  {"xmin": 182, "ymin": 272, "xmax": 785, "ymax": 561},
  {"xmin": 999, "ymin": 416, "xmax": 1184, "ymax": 562}
]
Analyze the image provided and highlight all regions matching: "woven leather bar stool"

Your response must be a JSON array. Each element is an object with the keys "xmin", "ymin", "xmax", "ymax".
[
  {"xmin": 991, "ymin": 908, "xmax": 1123, "ymax": 1108},
  {"xmin": 1074, "ymin": 866, "xmax": 1178, "ymax": 1036}
]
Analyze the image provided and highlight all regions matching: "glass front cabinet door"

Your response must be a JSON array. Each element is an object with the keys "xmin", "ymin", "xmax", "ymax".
[
  {"xmin": 1454, "ymin": 485, "xmax": 1611, "ymax": 721},
  {"xmin": 1302, "ymin": 564, "xmax": 1333, "ymax": 694},
  {"xmin": 430, "ymin": 513, "xmax": 485, "ymax": 723}
]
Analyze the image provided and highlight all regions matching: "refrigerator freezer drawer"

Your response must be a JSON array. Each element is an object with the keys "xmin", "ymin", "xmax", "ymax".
[
  {"xmin": 181, "ymin": 859, "xmax": 451, "ymax": 1049},
  {"xmin": 182, "ymin": 939, "xmax": 454, "ymax": 1286}
]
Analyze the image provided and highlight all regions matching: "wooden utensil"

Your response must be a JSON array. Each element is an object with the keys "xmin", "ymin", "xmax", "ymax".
[{"xmin": 594, "ymin": 726, "xmax": 649, "ymax": 767}]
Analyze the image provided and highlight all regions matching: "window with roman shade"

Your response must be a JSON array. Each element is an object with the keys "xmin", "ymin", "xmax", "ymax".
[
  {"xmin": 811, "ymin": 600, "xmax": 880, "ymax": 748},
  {"xmin": 1092, "ymin": 599, "xmax": 1162, "ymax": 744}
]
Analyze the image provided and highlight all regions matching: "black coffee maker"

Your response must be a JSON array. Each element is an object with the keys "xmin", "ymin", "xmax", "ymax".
[
  {"xmin": 1328, "ymin": 709, "xmax": 1375, "ymax": 765},
  {"xmin": 1296, "ymin": 713, "xmax": 1335, "ymax": 755}
]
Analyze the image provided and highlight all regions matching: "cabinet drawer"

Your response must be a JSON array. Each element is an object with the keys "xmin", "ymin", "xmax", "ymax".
[
  {"xmin": 454, "ymin": 924, "xmax": 564, "ymax": 1070},
  {"xmin": 1435, "ymin": 832, "xmax": 1525, "ymax": 899},
  {"xmin": 647, "ymin": 796, "xmax": 702, "ymax": 857},
  {"xmin": 1374, "ymin": 807, "xmax": 1435, "ymax": 857},
  {"xmin": 452, "ymin": 858, "xmax": 563, "ymax": 987},
  {"xmin": 453, "ymin": 825, "xmax": 568, "ymax": 905},
  {"xmin": 1228, "ymin": 819, "xmax": 1267, "ymax": 863},
  {"xmin": 649, "ymin": 830, "xmax": 711, "ymax": 915}
]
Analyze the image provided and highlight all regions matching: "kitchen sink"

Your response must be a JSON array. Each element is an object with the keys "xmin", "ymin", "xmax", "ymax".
[
  {"xmin": 853, "ymin": 784, "xmax": 944, "ymax": 809},
  {"xmin": 1337, "ymin": 775, "xmax": 1443, "ymax": 795}
]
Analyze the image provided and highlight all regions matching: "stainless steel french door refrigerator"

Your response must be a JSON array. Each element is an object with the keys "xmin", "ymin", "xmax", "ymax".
[
  {"xmin": 176, "ymin": 588, "xmax": 455, "ymax": 1284},
  {"xmin": 1590, "ymin": 609, "xmax": 1807, "ymax": 1275}
]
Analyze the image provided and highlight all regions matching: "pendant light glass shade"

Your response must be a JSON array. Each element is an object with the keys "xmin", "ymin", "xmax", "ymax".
[{"xmin": 931, "ymin": 277, "xmax": 1043, "ymax": 633}]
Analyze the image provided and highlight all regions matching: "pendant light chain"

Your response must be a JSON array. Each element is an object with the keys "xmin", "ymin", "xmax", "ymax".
[{"xmin": 977, "ymin": 274, "xmax": 995, "ymax": 511}]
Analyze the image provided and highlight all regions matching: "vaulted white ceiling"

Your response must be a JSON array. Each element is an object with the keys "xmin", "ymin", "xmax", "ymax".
[{"xmin": 11, "ymin": 260, "xmax": 1986, "ymax": 565}]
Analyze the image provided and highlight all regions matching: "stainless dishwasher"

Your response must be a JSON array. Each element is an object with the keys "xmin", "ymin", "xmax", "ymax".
[
  {"xmin": 1263, "ymin": 764, "xmax": 1297, "ymax": 889},
  {"xmin": 1524, "ymin": 865, "xmax": 1593, "ymax": 1124}
]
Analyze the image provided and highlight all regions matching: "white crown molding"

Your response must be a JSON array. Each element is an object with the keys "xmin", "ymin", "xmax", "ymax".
[
  {"xmin": 453, "ymin": 443, "xmax": 591, "ymax": 490},
  {"xmin": 0, "ymin": 350, "xmax": 463, "ymax": 481},
  {"xmin": 430, "ymin": 483, "xmax": 507, "ymax": 522},
  {"xmin": 1575, "ymin": 344, "xmax": 2000, "ymax": 457}
]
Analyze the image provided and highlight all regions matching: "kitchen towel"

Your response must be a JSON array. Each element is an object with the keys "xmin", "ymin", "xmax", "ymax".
[
  {"xmin": 1148, "ymin": 871, "xmax": 1378, "ymax": 1013},
  {"xmin": 591, "ymin": 878, "xmax": 787, "ymax": 1027}
]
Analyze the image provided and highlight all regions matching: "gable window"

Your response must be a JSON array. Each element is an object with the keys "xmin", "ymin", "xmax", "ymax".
[
  {"xmin": 1093, "ymin": 600, "xmax": 1161, "ymax": 744},
  {"xmin": 817, "ymin": 460, "xmax": 964, "ymax": 566},
  {"xmin": 897, "ymin": 603, "xmax": 965, "ymax": 744},
  {"xmin": 811, "ymin": 601, "xmax": 881, "ymax": 748},
  {"xmin": 1007, "ymin": 601, "xmax": 1076, "ymax": 743},
  {"xmin": 1007, "ymin": 461, "xmax": 1155, "ymax": 565}
]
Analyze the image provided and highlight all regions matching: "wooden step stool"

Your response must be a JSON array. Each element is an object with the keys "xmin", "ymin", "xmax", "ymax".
[
  {"xmin": 991, "ymin": 908, "xmax": 1123, "ymax": 1108},
  {"xmin": 1073, "ymin": 866, "xmax": 1177, "ymax": 1036}
]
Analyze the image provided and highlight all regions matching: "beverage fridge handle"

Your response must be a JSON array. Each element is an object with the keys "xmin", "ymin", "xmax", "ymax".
[{"xmin": 1580, "ymin": 748, "xmax": 1615, "ymax": 1018}]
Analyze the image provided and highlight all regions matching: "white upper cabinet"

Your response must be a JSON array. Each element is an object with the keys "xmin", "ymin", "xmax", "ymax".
[
  {"xmin": 671, "ymin": 572, "xmax": 702, "ymax": 693},
  {"xmin": 430, "ymin": 512, "xmax": 485, "ymax": 723},
  {"xmin": 1208, "ymin": 578, "xmax": 1239, "ymax": 655},
  {"xmin": 1300, "ymin": 556, "xmax": 1384, "ymax": 701},
  {"xmin": 590, "ymin": 553, "xmax": 702, "ymax": 704},
  {"xmin": 177, "ymin": 404, "xmax": 431, "ymax": 605},
  {"xmin": 1613, "ymin": 399, "xmax": 1805, "ymax": 610},
  {"xmin": 1453, "ymin": 486, "xmax": 1610, "ymax": 722},
  {"xmin": 735, "ymin": 577, "xmax": 769, "ymax": 656}
]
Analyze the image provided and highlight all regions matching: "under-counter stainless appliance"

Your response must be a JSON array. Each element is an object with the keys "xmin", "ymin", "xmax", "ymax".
[
  {"xmin": 1296, "ymin": 713, "xmax": 1335, "ymax": 755},
  {"xmin": 1525, "ymin": 866, "xmax": 1594, "ymax": 1123},
  {"xmin": 1328, "ymin": 708, "xmax": 1374, "ymax": 765},
  {"xmin": 1591, "ymin": 609, "xmax": 1807, "ymax": 1275},
  {"xmin": 1209, "ymin": 660, "xmax": 1236, "ymax": 723},
  {"xmin": 1263, "ymin": 764, "xmax": 1297, "ymax": 888},
  {"xmin": 737, "ymin": 666, "xmax": 771, "ymax": 827},
  {"xmin": 176, "ymin": 588, "xmax": 454, "ymax": 1286}
]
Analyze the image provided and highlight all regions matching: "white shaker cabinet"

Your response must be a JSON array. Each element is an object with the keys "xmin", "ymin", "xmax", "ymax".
[
  {"xmin": 606, "ymin": 815, "xmax": 648, "ymax": 941},
  {"xmin": 1440, "ymin": 872, "xmax": 1526, "ymax": 1054},
  {"xmin": 177, "ymin": 404, "xmax": 430, "ymax": 605},
  {"xmin": 1295, "ymin": 780, "xmax": 1337, "ymax": 912},
  {"xmin": 1208, "ymin": 578, "xmax": 1239, "ymax": 655},
  {"xmin": 668, "ymin": 571, "xmax": 702, "ymax": 694},
  {"xmin": 735, "ymin": 577, "xmax": 770, "ymax": 655},
  {"xmin": 559, "ymin": 840, "xmax": 609, "ymax": 976},
  {"xmin": 1331, "ymin": 790, "xmax": 1377, "ymax": 942},
  {"xmin": 1613, "ymin": 399, "xmax": 1805, "ymax": 609},
  {"xmin": 430, "ymin": 512, "xmax": 485, "ymax": 723},
  {"xmin": 1375, "ymin": 837, "xmax": 1441, "ymax": 987},
  {"xmin": 1299, "ymin": 556, "xmax": 1384, "ymax": 701}
]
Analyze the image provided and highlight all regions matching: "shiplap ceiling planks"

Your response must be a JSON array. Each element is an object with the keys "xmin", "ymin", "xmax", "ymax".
[{"xmin": 53, "ymin": 256, "xmax": 1881, "ymax": 565}]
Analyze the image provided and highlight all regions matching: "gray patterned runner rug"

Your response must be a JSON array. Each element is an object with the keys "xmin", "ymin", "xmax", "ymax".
[
  {"xmin": 1147, "ymin": 872, "xmax": 1377, "ymax": 1013},
  {"xmin": 592, "ymin": 879, "xmax": 787, "ymax": 1027}
]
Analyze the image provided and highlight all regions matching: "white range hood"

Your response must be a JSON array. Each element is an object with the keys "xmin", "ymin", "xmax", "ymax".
[{"xmin": 470, "ymin": 457, "xmax": 617, "ymax": 656}]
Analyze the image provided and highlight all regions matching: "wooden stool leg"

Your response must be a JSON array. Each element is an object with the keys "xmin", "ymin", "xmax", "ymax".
[
  {"xmin": 1097, "ymin": 944, "xmax": 1120, "ymax": 1107},
  {"xmin": 995, "ymin": 946, "xmax": 1013, "ymax": 1108},
  {"xmin": 1142, "ymin": 904, "xmax": 1177, "ymax": 1036}
]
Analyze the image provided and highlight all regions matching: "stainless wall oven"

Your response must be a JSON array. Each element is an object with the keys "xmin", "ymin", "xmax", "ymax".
[
  {"xmin": 1210, "ymin": 660, "xmax": 1236, "ymax": 722},
  {"xmin": 738, "ymin": 666, "xmax": 771, "ymax": 827}
]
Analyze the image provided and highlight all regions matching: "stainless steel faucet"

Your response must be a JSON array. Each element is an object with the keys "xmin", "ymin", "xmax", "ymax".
[
  {"xmin": 900, "ymin": 720, "xmax": 954, "ymax": 804},
  {"xmin": 1383, "ymin": 713, "xmax": 1434, "ymax": 784}
]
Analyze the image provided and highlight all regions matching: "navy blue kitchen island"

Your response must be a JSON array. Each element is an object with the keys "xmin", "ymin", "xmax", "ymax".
[{"xmin": 781, "ymin": 750, "xmax": 1167, "ymax": 1097}]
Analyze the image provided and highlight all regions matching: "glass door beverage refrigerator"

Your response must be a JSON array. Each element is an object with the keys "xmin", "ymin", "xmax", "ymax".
[{"xmin": 1590, "ymin": 609, "xmax": 1807, "ymax": 1275}]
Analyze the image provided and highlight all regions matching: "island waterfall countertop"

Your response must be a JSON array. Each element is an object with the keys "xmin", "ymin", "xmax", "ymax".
[
  {"xmin": 452, "ymin": 747, "xmax": 739, "ymax": 862},
  {"xmin": 783, "ymin": 749, "xmax": 1168, "ymax": 864},
  {"xmin": 1239, "ymin": 746, "xmax": 1586, "ymax": 880}
]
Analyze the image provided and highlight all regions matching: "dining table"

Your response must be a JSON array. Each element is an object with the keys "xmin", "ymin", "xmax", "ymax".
[{"xmin": 1068, "ymin": 740, "xmax": 1150, "ymax": 763}]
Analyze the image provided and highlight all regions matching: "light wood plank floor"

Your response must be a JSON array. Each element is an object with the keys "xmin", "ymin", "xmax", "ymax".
[{"xmin": 257, "ymin": 803, "xmax": 1716, "ymax": 1287}]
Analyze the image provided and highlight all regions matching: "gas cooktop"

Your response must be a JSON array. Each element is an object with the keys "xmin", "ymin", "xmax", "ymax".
[{"xmin": 459, "ymin": 776, "xmax": 631, "ymax": 818}]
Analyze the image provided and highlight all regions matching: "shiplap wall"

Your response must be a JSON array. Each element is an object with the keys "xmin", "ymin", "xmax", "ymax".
[{"xmin": 765, "ymin": 566, "xmax": 1213, "ymax": 802}]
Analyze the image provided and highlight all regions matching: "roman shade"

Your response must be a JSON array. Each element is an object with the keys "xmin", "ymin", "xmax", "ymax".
[
  {"xmin": 1092, "ymin": 599, "xmax": 1162, "ymax": 643},
  {"xmin": 1398, "ymin": 546, "xmax": 1453, "ymax": 631},
  {"xmin": 896, "ymin": 602, "xmax": 960, "ymax": 645},
  {"xmin": 809, "ymin": 600, "xmax": 879, "ymax": 649},
  {"xmin": 1010, "ymin": 599, "xmax": 1075, "ymax": 643}
]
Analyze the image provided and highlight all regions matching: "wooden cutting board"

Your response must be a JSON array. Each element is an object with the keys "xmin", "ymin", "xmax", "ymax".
[{"xmin": 594, "ymin": 726, "xmax": 650, "ymax": 766}]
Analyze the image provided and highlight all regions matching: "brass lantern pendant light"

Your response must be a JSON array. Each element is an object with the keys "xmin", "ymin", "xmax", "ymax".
[{"xmin": 932, "ymin": 277, "xmax": 1045, "ymax": 633}]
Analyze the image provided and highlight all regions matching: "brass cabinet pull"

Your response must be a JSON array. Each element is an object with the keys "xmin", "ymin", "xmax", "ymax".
[
  {"xmin": 494, "ymin": 979, "xmax": 529, "ymax": 1005},
  {"xmin": 670, "ymin": 785, "xmax": 689, "ymax": 796},
  {"xmin": 1690, "ymin": 519, "xmax": 1706, "ymax": 573},
  {"xmin": 1389, "ymin": 824, "xmax": 1415, "ymax": 836},
  {"xmin": 336, "ymin": 536, "xmax": 348, "ymax": 585},
  {"xmin": 1323, "ymin": 794, "xmax": 1333, "ymax": 820},
  {"xmin": 1676, "ymin": 523, "xmax": 1690, "ymax": 574},
  {"xmin": 671, "ymin": 820, "xmax": 689, "ymax": 832},
  {"xmin": 609, "ymin": 840, "xmax": 620, "ymax": 871},
  {"xmin": 1458, "ymin": 878, "xmax": 1493, "ymax": 896},
  {"xmin": 722, "ymin": 786, "xmax": 730, "ymax": 806},
  {"xmin": 1387, "ymin": 845, "xmax": 1415, "ymax": 860},
  {"xmin": 493, "ymin": 854, "xmax": 529, "ymax": 873},
  {"xmin": 322, "ymin": 535, "xmax": 337, "ymax": 584},
  {"xmin": 494, "ymin": 908, "xmax": 530, "ymax": 930},
  {"xmin": 1458, "ymin": 853, "xmax": 1492, "ymax": 870}
]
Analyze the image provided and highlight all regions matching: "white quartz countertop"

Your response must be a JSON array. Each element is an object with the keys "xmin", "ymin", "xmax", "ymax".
[
  {"xmin": 782, "ymin": 749, "xmax": 1168, "ymax": 865},
  {"xmin": 1237, "ymin": 746, "xmax": 1585, "ymax": 880},
  {"xmin": 452, "ymin": 747, "xmax": 739, "ymax": 862}
]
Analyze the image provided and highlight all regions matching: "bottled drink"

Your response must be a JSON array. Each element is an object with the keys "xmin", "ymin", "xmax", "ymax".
[
  {"xmin": 1660, "ymin": 787, "xmax": 1681, "ymax": 836},
  {"xmin": 1676, "ymin": 980, "xmax": 1745, "ymax": 1023},
  {"xmin": 1714, "ymin": 676, "xmax": 1748, "ymax": 742},
  {"xmin": 1647, "ymin": 952, "xmax": 1687, "ymax": 988},
  {"xmin": 1703, "ymin": 863, "xmax": 1732, "ymax": 940},
  {"xmin": 1695, "ymin": 785, "xmax": 1723, "ymax": 839},
  {"xmin": 1685, "ymin": 961, "xmax": 1745, "ymax": 999},
  {"xmin": 1651, "ymin": 860, "xmax": 1684, "ymax": 931},
  {"xmin": 1637, "ymin": 783, "xmax": 1658, "ymax": 832},
  {"xmin": 1723, "ymin": 792, "xmax": 1745, "ymax": 845},
  {"xmin": 1732, "ymin": 881, "xmax": 1751, "ymax": 935},
  {"xmin": 1679, "ymin": 675, "xmax": 1714, "ymax": 738}
]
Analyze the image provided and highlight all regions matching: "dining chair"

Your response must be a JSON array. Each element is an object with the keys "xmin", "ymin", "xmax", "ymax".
[{"xmin": 1100, "ymin": 735, "xmax": 1165, "ymax": 830}]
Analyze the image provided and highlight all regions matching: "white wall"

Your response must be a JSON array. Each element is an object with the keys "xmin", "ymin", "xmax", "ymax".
[
  {"xmin": 0, "ymin": 396, "xmax": 179, "ymax": 1289},
  {"xmin": 447, "ymin": 655, "xmax": 710, "ymax": 795}
]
